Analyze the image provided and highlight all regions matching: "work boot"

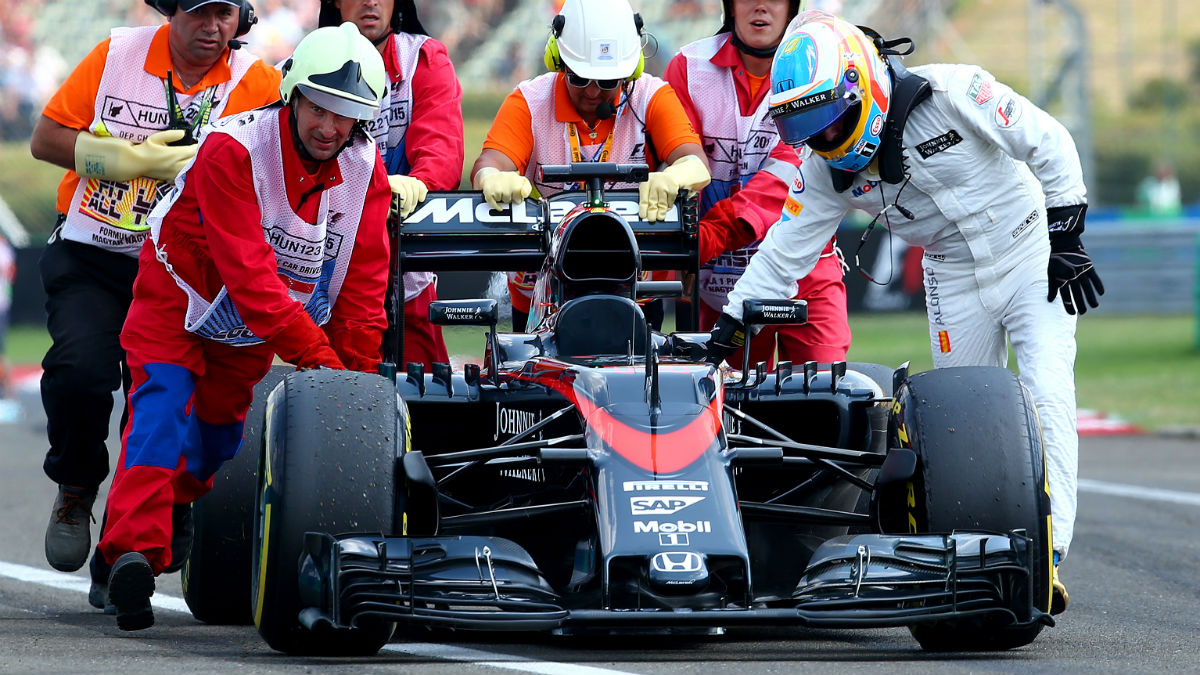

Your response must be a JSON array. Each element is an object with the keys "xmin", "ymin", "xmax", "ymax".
[
  {"xmin": 88, "ymin": 550, "xmax": 115, "ymax": 614},
  {"xmin": 1051, "ymin": 565, "xmax": 1069, "ymax": 615},
  {"xmin": 163, "ymin": 503, "xmax": 194, "ymax": 574},
  {"xmin": 44, "ymin": 485, "xmax": 97, "ymax": 572},
  {"xmin": 108, "ymin": 552, "xmax": 155, "ymax": 631}
]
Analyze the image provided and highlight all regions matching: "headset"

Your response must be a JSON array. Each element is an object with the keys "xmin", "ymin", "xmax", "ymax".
[
  {"xmin": 144, "ymin": 0, "xmax": 258, "ymax": 39},
  {"xmin": 543, "ymin": 11, "xmax": 645, "ymax": 81}
]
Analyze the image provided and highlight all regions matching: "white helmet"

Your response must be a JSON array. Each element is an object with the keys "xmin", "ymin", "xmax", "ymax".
[
  {"xmin": 279, "ymin": 22, "xmax": 387, "ymax": 121},
  {"xmin": 544, "ymin": 0, "xmax": 645, "ymax": 81}
]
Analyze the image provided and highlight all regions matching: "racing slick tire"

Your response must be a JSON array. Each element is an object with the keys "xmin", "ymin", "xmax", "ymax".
[
  {"xmin": 252, "ymin": 369, "xmax": 402, "ymax": 655},
  {"xmin": 886, "ymin": 366, "xmax": 1053, "ymax": 651},
  {"xmin": 182, "ymin": 364, "xmax": 291, "ymax": 625}
]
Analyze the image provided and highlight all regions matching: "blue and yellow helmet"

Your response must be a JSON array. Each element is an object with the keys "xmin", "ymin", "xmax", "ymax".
[{"xmin": 767, "ymin": 12, "xmax": 892, "ymax": 173}]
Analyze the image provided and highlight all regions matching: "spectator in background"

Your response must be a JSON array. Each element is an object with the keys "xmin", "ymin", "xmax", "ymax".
[
  {"xmin": 28, "ymin": 0, "xmax": 280, "ymax": 606},
  {"xmin": 1137, "ymin": 161, "xmax": 1182, "ymax": 217},
  {"xmin": 319, "ymin": 0, "xmax": 465, "ymax": 369}
]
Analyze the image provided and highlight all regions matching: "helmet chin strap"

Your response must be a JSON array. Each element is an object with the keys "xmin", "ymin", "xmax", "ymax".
[{"xmin": 730, "ymin": 32, "xmax": 777, "ymax": 59}]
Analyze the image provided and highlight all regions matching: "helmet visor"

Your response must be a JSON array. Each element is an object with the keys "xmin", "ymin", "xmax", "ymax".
[
  {"xmin": 769, "ymin": 87, "xmax": 856, "ymax": 146},
  {"xmin": 295, "ymin": 84, "xmax": 379, "ymax": 121}
]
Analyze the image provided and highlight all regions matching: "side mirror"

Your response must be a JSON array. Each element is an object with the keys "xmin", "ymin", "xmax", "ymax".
[
  {"xmin": 429, "ymin": 299, "xmax": 498, "ymax": 327},
  {"xmin": 742, "ymin": 299, "xmax": 809, "ymax": 327},
  {"xmin": 635, "ymin": 280, "xmax": 684, "ymax": 300},
  {"xmin": 726, "ymin": 299, "xmax": 809, "ymax": 390}
]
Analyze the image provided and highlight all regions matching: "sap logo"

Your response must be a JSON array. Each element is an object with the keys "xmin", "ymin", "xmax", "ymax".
[
  {"xmin": 623, "ymin": 480, "xmax": 708, "ymax": 492},
  {"xmin": 852, "ymin": 181, "xmax": 880, "ymax": 198},
  {"xmin": 630, "ymin": 496, "xmax": 705, "ymax": 515},
  {"xmin": 650, "ymin": 551, "xmax": 703, "ymax": 573},
  {"xmin": 633, "ymin": 520, "xmax": 712, "ymax": 534}
]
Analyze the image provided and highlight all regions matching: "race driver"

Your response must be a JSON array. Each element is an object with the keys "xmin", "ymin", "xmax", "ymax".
[
  {"xmin": 319, "ymin": 0, "xmax": 465, "ymax": 368},
  {"xmin": 664, "ymin": 0, "xmax": 850, "ymax": 367},
  {"xmin": 709, "ymin": 12, "xmax": 1103, "ymax": 615},
  {"xmin": 468, "ymin": 0, "xmax": 710, "ymax": 331},
  {"xmin": 95, "ymin": 22, "xmax": 392, "ymax": 631}
]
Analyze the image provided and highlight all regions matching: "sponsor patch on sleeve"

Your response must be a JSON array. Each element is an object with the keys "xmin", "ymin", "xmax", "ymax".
[
  {"xmin": 966, "ymin": 73, "xmax": 994, "ymax": 105},
  {"xmin": 784, "ymin": 196, "xmax": 802, "ymax": 216},
  {"xmin": 994, "ymin": 94, "xmax": 1023, "ymax": 128}
]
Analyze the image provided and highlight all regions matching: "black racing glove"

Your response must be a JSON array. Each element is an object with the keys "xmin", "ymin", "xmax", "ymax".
[
  {"xmin": 1046, "ymin": 204, "xmax": 1104, "ymax": 315},
  {"xmin": 706, "ymin": 313, "xmax": 746, "ymax": 366}
]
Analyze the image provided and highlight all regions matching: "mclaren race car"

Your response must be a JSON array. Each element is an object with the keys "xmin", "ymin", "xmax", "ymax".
[{"xmin": 182, "ymin": 163, "xmax": 1054, "ymax": 656}]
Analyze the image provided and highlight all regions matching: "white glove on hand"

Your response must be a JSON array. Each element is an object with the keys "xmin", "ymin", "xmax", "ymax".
[
  {"xmin": 388, "ymin": 174, "xmax": 429, "ymax": 219},
  {"xmin": 638, "ymin": 154, "xmax": 711, "ymax": 222},
  {"xmin": 74, "ymin": 129, "xmax": 197, "ymax": 182},
  {"xmin": 474, "ymin": 166, "xmax": 532, "ymax": 211}
]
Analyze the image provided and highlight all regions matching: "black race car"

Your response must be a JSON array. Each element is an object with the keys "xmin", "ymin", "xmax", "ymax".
[{"xmin": 183, "ymin": 163, "xmax": 1054, "ymax": 656}]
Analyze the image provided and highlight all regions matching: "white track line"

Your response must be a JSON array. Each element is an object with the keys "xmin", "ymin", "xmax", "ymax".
[
  {"xmin": 1077, "ymin": 478, "xmax": 1200, "ymax": 507},
  {"xmin": 382, "ymin": 643, "xmax": 636, "ymax": 675},
  {"xmin": 0, "ymin": 560, "xmax": 636, "ymax": 675}
]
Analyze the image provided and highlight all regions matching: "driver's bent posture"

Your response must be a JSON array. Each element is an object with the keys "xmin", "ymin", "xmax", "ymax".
[
  {"xmin": 95, "ymin": 23, "xmax": 392, "ymax": 631},
  {"xmin": 468, "ymin": 0, "xmax": 710, "ymax": 331},
  {"xmin": 708, "ymin": 12, "xmax": 1103, "ymax": 615}
]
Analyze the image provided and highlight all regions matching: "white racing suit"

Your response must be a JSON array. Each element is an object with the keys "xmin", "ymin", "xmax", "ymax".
[{"xmin": 725, "ymin": 63, "xmax": 1086, "ymax": 559}]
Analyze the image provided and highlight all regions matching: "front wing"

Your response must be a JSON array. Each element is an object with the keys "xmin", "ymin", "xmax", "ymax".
[{"xmin": 295, "ymin": 530, "xmax": 1052, "ymax": 634}]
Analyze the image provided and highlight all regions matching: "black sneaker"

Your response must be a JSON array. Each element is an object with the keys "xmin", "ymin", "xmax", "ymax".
[
  {"xmin": 108, "ymin": 552, "xmax": 155, "ymax": 631},
  {"xmin": 44, "ymin": 485, "xmax": 97, "ymax": 572},
  {"xmin": 163, "ymin": 503, "xmax": 194, "ymax": 574},
  {"xmin": 88, "ymin": 550, "xmax": 115, "ymax": 614}
]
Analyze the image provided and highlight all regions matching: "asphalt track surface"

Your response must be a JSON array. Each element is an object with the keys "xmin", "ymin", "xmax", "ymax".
[{"xmin": 2, "ymin": 386, "xmax": 1198, "ymax": 674}]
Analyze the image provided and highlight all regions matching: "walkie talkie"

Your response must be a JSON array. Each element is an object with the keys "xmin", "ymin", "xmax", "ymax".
[{"xmin": 163, "ymin": 71, "xmax": 198, "ymax": 147}]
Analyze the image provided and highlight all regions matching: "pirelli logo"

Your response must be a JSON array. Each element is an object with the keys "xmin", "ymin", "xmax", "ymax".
[{"xmin": 938, "ymin": 330, "xmax": 951, "ymax": 353}]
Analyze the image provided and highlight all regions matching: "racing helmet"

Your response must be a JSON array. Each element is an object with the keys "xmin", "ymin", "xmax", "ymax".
[
  {"xmin": 543, "ymin": 0, "xmax": 645, "ymax": 82},
  {"xmin": 767, "ymin": 12, "xmax": 892, "ymax": 173},
  {"xmin": 317, "ymin": 0, "xmax": 428, "ymax": 36},
  {"xmin": 279, "ymin": 22, "xmax": 387, "ymax": 121}
]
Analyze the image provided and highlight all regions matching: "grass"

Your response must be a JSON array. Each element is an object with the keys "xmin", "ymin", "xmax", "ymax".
[{"xmin": 8, "ymin": 312, "xmax": 1197, "ymax": 431}]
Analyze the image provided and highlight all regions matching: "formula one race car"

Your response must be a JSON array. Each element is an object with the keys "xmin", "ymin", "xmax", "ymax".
[{"xmin": 184, "ymin": 163, "xmax": 1054, "ymax": 656}]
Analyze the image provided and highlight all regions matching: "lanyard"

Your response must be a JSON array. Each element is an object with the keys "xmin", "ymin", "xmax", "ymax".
[
  {"xmin": 164, "ymin": 71, "xmax": 219, "ymax": 138},
  {"xmin": 564, "ymin": 91, "xmax": 629, "ymax": 188}
]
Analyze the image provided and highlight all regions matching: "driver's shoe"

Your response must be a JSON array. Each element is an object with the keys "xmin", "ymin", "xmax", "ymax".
[
  {"xmin": 162, "ymin": 503, "xmax": 194, "ymax": 574},
  {"xmin": 44, "ymin": 485, "xmax": 97, "ymax": 572},
  {"xmin": 108, "ymin": 552, "xmax": 155, "ymax": 631},
  {"xmin": 1051, "ymin": 566, "xmax": 1069, "ymax": 615}
]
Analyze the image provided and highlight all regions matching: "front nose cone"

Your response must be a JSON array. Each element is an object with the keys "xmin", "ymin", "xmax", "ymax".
[{"xmin": 646, "ymin": 551, "xmax": 709, "ymax": 593}]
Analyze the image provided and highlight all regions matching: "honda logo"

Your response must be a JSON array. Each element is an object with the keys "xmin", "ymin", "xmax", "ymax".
[{"xmin": 650, "ymin": 551, "xmax": 704, "ymax": 573}]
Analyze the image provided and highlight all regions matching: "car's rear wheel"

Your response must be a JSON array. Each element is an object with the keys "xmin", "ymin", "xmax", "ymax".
[
  {"xmin": 252, "ymin": 369, "xmax": 401, "ymax": 655},
  {"xmin": 886, "ymin": 366, "xmax": 1053, "ymax": 651},
  {"xmin": 183, "ymin": 365, "xmax": 291, "ymax": 625}
]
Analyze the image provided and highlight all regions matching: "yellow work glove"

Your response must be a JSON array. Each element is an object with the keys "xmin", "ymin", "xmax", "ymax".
[
  {"xmin": 388, "ymin": 174, "xmax": 429, "ymax": 219},
  {"xmin": 474, "ymin": 166, "xmax": 532, "ymax": 211},
  {"xmin": 639, "ymin": 154, "xmax": 711, "ymax": 222},
  {"xmin": 74, "ymin": 129, "xmax": 197, "ymax": 183}
]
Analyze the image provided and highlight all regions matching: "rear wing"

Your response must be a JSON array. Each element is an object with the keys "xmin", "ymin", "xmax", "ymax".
[
  {"xmin": 395, "ymin": 190, "xmax": 699, "ymax": 273},
  {"xmin": 383, "ymin": 189, "xmax": 700, "ymax": 369}
]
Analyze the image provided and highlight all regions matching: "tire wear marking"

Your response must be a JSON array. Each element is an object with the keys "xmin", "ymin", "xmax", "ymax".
[{"xmin": 254, "ymin": 502, "xmax": 271, "ymax": 627}]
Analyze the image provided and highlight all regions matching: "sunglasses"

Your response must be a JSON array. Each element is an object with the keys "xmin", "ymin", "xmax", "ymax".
[{"xmin": 565, "ymin": 71, "xmax": 621, "ymax": 90}]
